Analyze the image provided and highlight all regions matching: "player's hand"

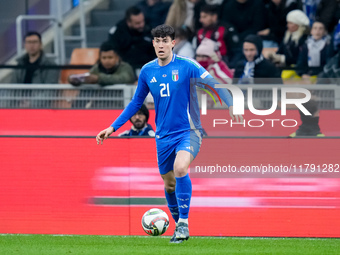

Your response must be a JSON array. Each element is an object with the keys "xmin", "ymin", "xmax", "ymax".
[
  {"xmin": 229, "ymin": 106, "xmax": 244, "ymax": 123},
  {"xmin": 96, "ymin": 126, "xmax": 114, "ymax": 145}
]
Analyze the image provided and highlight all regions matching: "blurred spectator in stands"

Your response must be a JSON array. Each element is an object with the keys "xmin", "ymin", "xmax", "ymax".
[
  {"xmin": 165, "ymin": 0, "xmax": 204, "ymax": 34},
  {"xmin": 108, "ymin": 6, "xmax": 155, "ymax": 73},
  {"xmin": 197, "ymin": 4, "xmax": 239, "ymax": 64},
  {"xmin": 136, "ymin": 0, "xmax": 171, "ymax": 28},
  {"xmin": 267, "ymin": 10, "xmax": 310, "ymax": 68},
  {"xmin": 220, "ymin": 0, "xmax": 265, "ymax": 67},
  {"xmin": 196, "ymin": 38, "xmax": 234, "ymax": 83},
  {"xmin": 68, "ymin": 42, "xmax": 136, "ymax": 86},
  {"xmin": 296, "ymin": 21, "xmax": 332, "ymax": 82},
  {"xmin": 233, "ymin": 35, "xmax": 282, "ymax": 84},
  {"xmin": 11, "ymin": 31, "xmax": 59, "ymax": 84},
  {"xmin": 173, "ymin": 27, "xmax": 195, "ymax": 58},
  {"xmin": 332, "ymin": 19, "xmax": 340, "ymax": 54},
  {"xmin": 301, "ymin": 0, "xmax": 337, "ymax": 32},
  {"xmin": 165, "ymin": 0, "xmax": 189, "ymax": 31},
  {"xmin": 316, "ymin": 51, "xmax": 340, "ymax": 84},
  {"xmin": 119, "ymin": 104, "xmax": 155, "ymax": 137},
  {"xmin": 260, "ymin": 0, "xmax": 302, "ymax": 47},
  {"xmin": 331, "ymin": 1, "xmax": 340, "ymax": 52},
  {"xmin": 193, "ymin": 0, "xmax": 207, "ymax": 32},
  {"xmin": 289, "ymin": 99, "xmax": 324, "ymax": 137}
]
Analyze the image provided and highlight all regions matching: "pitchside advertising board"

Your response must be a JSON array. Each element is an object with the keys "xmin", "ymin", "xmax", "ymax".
[{"xmin": 0, "ymin": 137, "xmax": 339, "ymax": 237}]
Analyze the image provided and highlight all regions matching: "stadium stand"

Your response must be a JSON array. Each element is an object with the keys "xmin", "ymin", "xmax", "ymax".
[
  {"xmin": 66, "ymin": 0, "xmax": 140, "ymax": 60},
  {"xmin": 60, "ymin": 48, "xmax": 100, "ymax": 83},
  {"xmin": 58, "ymin": 48, "xmax": 99, "ymax": 108}
]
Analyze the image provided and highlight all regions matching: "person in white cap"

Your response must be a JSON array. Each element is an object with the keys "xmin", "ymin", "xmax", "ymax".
[
  {"xmin": 195, "ymin": 37, "xmax": 234, "ymax": 84},
  {"xmin": 268, "ymin": 9, "xmax": 310, "ymax": 67}
]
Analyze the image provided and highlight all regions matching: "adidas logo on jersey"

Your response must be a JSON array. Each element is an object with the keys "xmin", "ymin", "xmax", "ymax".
[{"xmin": 150, "ymin": 77, "xmax": 157, "ymax": 83}]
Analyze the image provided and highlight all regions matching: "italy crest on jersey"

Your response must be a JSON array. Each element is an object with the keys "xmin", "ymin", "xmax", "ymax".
[{"xmin": 172, "ymin": 70, "xmax": 179, "ymax": 81}]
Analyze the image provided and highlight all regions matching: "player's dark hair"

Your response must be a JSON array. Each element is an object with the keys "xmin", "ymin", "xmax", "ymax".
[
  {"xmin": 125, "ymin": 6, "xmax": 143, "ymax": 21},
  {"xmin": 24, "ymin": 31, "xmax": 42, "ymax": 42},
  {"xmin": 200, "ymin": 4, "xmax": 219, "ymax": 15},
  {"xmin": 151, "ymin": 24, "xmax": 175, "ymax": 40}
]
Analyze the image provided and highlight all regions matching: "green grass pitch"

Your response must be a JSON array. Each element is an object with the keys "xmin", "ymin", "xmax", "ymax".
[{"xmin": 1, "ymin": 235, "xmax": 339, "ymax": 255}]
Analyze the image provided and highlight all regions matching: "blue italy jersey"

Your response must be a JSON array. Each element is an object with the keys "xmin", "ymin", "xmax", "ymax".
[{"xmin": 111, "ymin": 54, "xmax": 233, "ymax": 139}]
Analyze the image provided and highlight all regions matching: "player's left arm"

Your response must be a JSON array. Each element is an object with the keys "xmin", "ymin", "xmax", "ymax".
[
  {"xmin": 193, "ymin": 66, "xmax": 243, "ymax": 122},
  {"xmin": 96, "ymin": 70, "xmax": 149, "ymax": 145}
]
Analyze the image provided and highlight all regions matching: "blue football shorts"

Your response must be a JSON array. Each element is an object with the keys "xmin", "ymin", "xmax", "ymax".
[{"xmin": 156, "ymin": 130, "xmax": 202, "ymax": 175}]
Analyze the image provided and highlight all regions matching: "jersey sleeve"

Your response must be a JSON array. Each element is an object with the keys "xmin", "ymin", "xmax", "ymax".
[
  {"xmin": 192, "ymin": 64, "xmax": 233, "ymax": 107},
  {"xmin": 110, "ymin": 69, "xmax": 149, "ymax": 131}
]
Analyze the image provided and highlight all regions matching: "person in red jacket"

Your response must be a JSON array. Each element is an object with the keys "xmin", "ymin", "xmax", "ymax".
[{"xmin": 197, "ymin": 4, "xmax": 239, "ymax": 65}]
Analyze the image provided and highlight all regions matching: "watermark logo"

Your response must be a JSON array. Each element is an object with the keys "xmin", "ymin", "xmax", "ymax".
[
  {"xmin": 201, "ymin": 84, "xmax": 312, "ymax": 116},
  {"xmin": 197, "ymin": 82, "xmax": 223, "ymax": 114}
]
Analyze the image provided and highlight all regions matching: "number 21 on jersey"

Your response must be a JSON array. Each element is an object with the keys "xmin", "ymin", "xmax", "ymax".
[{"xmin": 160, "ymin": 83, "xmax": 170, "ymax": 97}]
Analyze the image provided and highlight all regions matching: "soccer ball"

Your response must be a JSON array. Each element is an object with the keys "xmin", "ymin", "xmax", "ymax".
[{"xmin": 141, "ymin": 208, "xmax": 170, "ymax": 236}]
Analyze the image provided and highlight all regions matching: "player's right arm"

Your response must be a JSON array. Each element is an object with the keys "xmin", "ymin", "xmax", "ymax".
[
  {"xmin": 96, "ymin": 69, "xmax": 149, "ymax": 144},
  {"xmin": 193, "ymin": 66, "xmax": 243, "ymax": 122}
]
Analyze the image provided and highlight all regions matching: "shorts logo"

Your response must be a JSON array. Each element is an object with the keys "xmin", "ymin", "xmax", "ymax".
[
  {"xmin": 186, "ymin": 146, "xmax": 194, "ymax": 152},
  {"xmin": 172, "ymin": 70, "xmax": 179, "ymax": 82}
]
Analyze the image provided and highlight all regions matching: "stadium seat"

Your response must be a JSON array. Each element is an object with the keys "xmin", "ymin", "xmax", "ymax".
[
  {"xmin": 60, "ymin": 48, "xmax": 99, "ymax": 83},
  {"xmin": 57, "ymin": 48, "xmax": 99, "ymax": 108}
]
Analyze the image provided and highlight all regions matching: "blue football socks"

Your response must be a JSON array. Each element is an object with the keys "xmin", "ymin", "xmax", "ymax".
[
  {"xmin": 165, "ymin": 189, "xmax": 179, "ymax": 223},
  {"xmin": 175, "ymin": 173, "xmax": 192, "ymax": 219}
]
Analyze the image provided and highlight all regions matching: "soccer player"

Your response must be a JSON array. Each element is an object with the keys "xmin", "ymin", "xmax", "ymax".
[{"xmin": 96, "ymin": 25, "xmax": 241, "ymax": 243}]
